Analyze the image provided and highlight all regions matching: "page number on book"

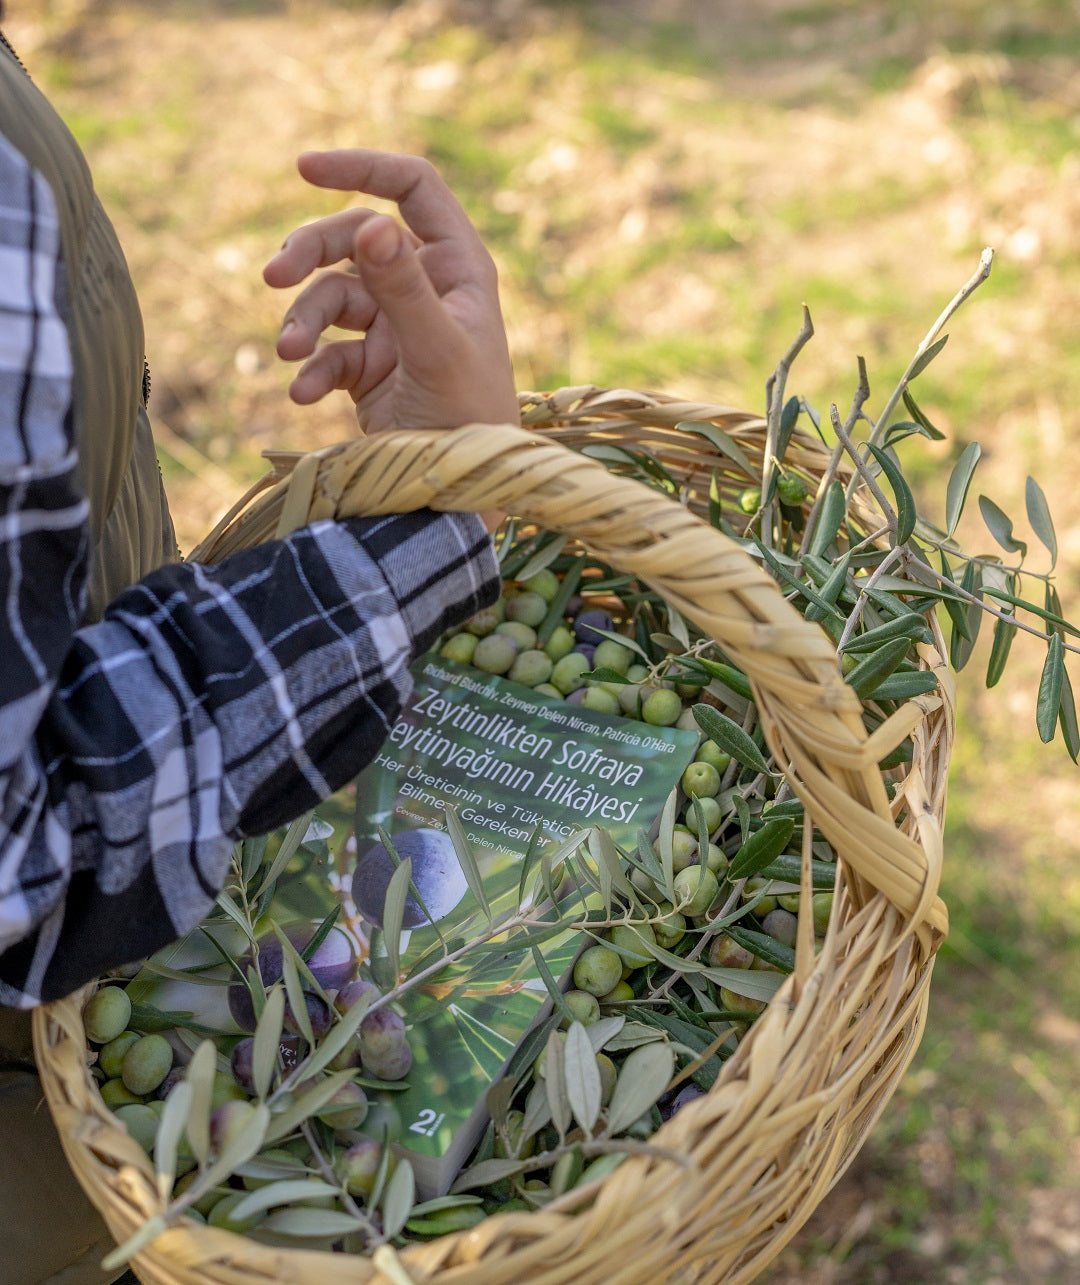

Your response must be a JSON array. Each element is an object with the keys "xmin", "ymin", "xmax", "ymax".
[{"xmin": 409, "ymin": 1108, "xmax": 446, "ymax": 1137}]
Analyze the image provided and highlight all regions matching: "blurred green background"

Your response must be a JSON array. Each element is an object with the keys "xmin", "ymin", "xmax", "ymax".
[{"xmin": 7, "ymin": 1, "xmax": 1080, "ymax": 1278}]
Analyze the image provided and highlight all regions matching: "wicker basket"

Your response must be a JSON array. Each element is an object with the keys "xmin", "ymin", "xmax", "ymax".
[{"xmin": 33, "ymin": 387, "xmax": 954, "ymax": 1284}]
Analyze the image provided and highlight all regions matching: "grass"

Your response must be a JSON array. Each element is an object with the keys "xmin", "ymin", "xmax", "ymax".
[{"xmin": 7, "ymin": 1, "xmax": 1080, "ymax": 1279}]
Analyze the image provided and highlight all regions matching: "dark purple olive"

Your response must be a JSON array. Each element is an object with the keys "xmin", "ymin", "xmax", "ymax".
[
  {"xmin": 573, "ymin": 609, "xmax": 613, "ymax": 643},
  {"xmin": 231, "ymin": 1033, "xmax": 307, "ymax": 1092},
  {"xmin": 155, "ymin": 1065, "xmax": 186, "ymax": 1101},
  {"xmin": 335, "ymin": 977, "xmax": 381, "ymax": 1015},
  {"xmin": 228, "ymin": 925, "xmax": 357, "ymax": 1031},
  {"xmin": 571, "ymin": 642, "xmax": 597, "ymax": 662},
  {"xmin": 350, "ymin": 828, "xmax": 468, "ymax": 930},
  {"xmin": 661, "ymin": 1082, "xmax": 706, "ymax": 1121},
  {"xmin": 283, "ymin": 990, "xmax": 334, "ymax": 1040},
  {"xmin": 359, "ymin": 1008, "xmax": 413, "ymax": 1081},
  {"xmin": 230, "ymin": 1038, "xmax": 257, "ymax": 1094}
]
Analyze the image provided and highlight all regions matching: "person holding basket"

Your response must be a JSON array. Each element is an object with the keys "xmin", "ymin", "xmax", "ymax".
[{"xmin": 0, "ymin": 25, "xmax": 516, "ymax": 1283}]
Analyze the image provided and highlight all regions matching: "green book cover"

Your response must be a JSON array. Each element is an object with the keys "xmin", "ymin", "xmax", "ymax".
[
  {"xmin": 338, "ymin": 656, "xmax": 699, "ymax": 1193},
  {"xmin": 129, "ymin": 654, "xmax": 699, "ymax": 1196}
]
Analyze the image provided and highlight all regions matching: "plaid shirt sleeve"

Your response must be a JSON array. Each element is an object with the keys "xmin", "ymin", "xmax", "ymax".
[{"xmin": 0, "ymin": 137, "xmax": 501, "ymax": 1006}]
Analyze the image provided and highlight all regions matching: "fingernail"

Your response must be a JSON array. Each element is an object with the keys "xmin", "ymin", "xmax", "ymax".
[{"xmin": 362, "ymin": 218, "xmax": 402, "ymax": 265}]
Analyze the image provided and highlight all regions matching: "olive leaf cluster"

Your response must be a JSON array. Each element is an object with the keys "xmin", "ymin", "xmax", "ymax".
[{"xmin": 743, "ymin": 248, "xmax": 1077, "ymax": 754}]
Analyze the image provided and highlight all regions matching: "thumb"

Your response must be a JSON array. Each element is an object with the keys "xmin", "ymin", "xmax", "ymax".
[{"xmin": 353, "ymin": 216, "xmax": 460, "ymax": 364}]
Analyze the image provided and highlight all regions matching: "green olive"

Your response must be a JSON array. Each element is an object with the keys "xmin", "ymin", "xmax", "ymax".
[
  {"xmin": 83, "ymin": 987, "xmax": 132, "ymax": 1045},
  {"xmin": 573, "ymin": 945, "xmax": 623, "ymax": 997},
  {"xmin": 120, "ymin": 1033, "xmax": 173, "ymax": 1097}
]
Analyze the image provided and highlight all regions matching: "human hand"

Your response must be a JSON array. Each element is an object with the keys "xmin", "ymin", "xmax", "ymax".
[{"xmin": 263, "ymin": 150, "xmax": 520, "ymax": 437}]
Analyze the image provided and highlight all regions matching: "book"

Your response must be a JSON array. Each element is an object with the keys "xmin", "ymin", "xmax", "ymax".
[{"xmin": 129, "ymin": 653, "xmax": 700, "ymax": 1197}]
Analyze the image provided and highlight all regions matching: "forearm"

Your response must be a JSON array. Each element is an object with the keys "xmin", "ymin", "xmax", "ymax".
[{"xmin": 0, "ymin": 509, "xmax": 498, "ymax": 1005}]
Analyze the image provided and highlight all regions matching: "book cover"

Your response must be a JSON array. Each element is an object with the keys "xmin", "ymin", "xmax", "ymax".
[{"xmin": 130, "ymin": 654, "xmax": 700, "ymax": 1196}]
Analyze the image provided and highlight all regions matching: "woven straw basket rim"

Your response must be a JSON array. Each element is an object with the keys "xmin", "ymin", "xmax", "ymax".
[{"xmin": 34, "ymin": 387, "xmax": 955, "ymax": 1284}]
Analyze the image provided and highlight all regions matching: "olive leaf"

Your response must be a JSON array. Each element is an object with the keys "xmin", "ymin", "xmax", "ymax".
[
  {"xmin": 701, "ymin": 967, "xmax": 786, "ymax": 1002},
  {"xmin": 863, "ymin": 670, "xmax": 940, "ymax": 700},
  {"xmin": 379, "ymin": 1157, "xmax": 417, "ymax": 1240},
  {"xmin": 585, "ymin": 1015, "xmax": 626, "ymax": 1053},
  {"xmin": 484, "ymin": 1078, "xmax": 515, "ymax": 1134},
  {"xmin": 908, "ymin": 332, "xmax": 949, "ymax": 379},
  {"xmin": 100, "ymin": 1216, "xmax": 169, "ymax": 1273},
  {"xmin": 1059, "ymin": 664, "xmax": 1080, "ymax": 763},
  {"xmin": 214, "ymin": 888, "xmax": 253, "ymax": 940},
  {"xmin": 543, "ymin": 1028, "xmax": 572, "ymax": 1140},
  {"xmin": 655, "ymin": 787, "xmax": 679, "ymax": 900},
  {"xmin": 519, "ymin": 1074, "xmax": 554, "ymax": 1148},
  {"xmin": 728, "ymin": 817, "xmax": 796, "ymax": 881},
  {"xmin": 254, "ymin": 809, "xmax": 316, "ymax": 902},
  {"xmin": 840, "ymin": 614, "xmax": 933, "ymax": 653},
  {"xmin": 239, "ymin": 834, "xmax": 268, "ymax": 886},
  {"xmin": 687, "ymin": 657, "xmax": 754, "ymax": 701},
  {"xmin": 778, "ymin": 394, "xmax": 801, "ymax": 457},
  {"xmin": 260, "ymin": 1209, "xmax": 367, "ymax": 1238},
  {"xmin": 756, "ymin": 540, "xmax": 844, "ymax": 622},
  {"xmin": 444, "ymin": 808, "xmax": 491, "ymax": 925},
  {"xmin": 230, "ymin": 1178, "xmax": 342, "ymax": 1223},
  {"xmin": 1026, "ymin": 476, "xmax": 1058, "ymax": 569},
  {"xmin": 514, "ymin": 533, "xmax": 568, "ymax": 583},
  {"xmin": 945, "ymin": 441, "xmax": 981, "ymax": 537},
  {"xmin": 563, "ymin": 1020, "xmax": 603, "ymax": 1135},
  {"xmin": 530, "ymin": 945, "xmax": 575, "ymax": 1025},
  {"xmin": 676, "ymin": 419, "xmax": 755, "ymax": 476},
  {"xmin": 724, "ymin": 924, "xmax": 796, "ymax": 973},
  {"xmin": 866, "ymin": 444, "xmax": 917, "ymax": 545},
  {"xmin": 949, "ymin": 561, "xmax": 983, "ymax": 672},
  {"xmin": 588, "ymin": 827, "xmax": 636, "ymax": 904},
  {"xmin": 605, "ymin": 1042, "xmax": 675, "ymax": 1136},
  {"xmin": 901, "ymin": 388, "xmax": 946, "ymax": 439},
  {"xmin": 278, "ymin": 943, "xmax": 314, "ymax": 1047},
  {"xmin": 516, "ymin": 826, "xmax": 546, "ymax": 906},
  {"xmin": 1037, "ymin": 631, "xmax": 1065, "ymax": 743},
  {"xmin": 381, "ymin": 854, "xmax": 413, "ymax": 981},
  {"xmin": 535, "ymin": 554, "xmax": 585, "ymax": 644},
  {"xmin": 982, "ymin": 586, "xmax": 1080, "ymax": 638},
  {"xmin": 844, "ymin": 637, "xmax": 915, "ymax": 699},
  {"xmin": 978, "ymin": 495, "xmax": 1027, "ymax": 557},
  {"xmin": 451, "ymin": 1156, "xmax": 536, "ymax": 1194},
  {"xmin": 709, "ymin": 471, "xmax": 723, "ymax": 529},
  {"xmin": 263, "ymin": 1069, "xmax": 357, "ymax": 1144},
  {"xmin": 692, "ymin": 704, "xmax": 770, "ymax": 776},
  {"xmin": 183, "ymin": 1038, "xmax": 217, "ymax": 1166},
  {"xmin": 986, "ymin": 613, "xmax": 1017, "ymax": 689},
  {"xmin": 756, "ymin": 853, "xmax": 836, "ymax": 889},
  {"xmin": 194, "ymin": 1101, "xmax": 271, "ymax": 1195},
  {"xmin": 807, "ymin": 481, "xmax": 847, "ymax": 557},
  {"xmin": 234, "ymin": 1153, "xmax": 307, "ymax": 1184},
  {"xmin": 252, "ymin": 984, "xmax": 286, "ymax": 1099},
  {"xmin": 883, "ymin": 420, "xmax": 935, "ymax": 448},
  {"xmin": 153, "ymin": 1079, "xmax": 192, "ymax": 1202}
]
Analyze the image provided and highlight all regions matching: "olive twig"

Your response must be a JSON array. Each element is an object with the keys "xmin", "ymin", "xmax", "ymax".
[{"xmin": 866, "ymin": 246, "xmax": 994, "ymax": 456}]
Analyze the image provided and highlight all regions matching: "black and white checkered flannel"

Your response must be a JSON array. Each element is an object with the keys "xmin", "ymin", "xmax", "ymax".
[{"xmin": 0, "ymin": 135, "xmax": 500, "ymax": 1006}]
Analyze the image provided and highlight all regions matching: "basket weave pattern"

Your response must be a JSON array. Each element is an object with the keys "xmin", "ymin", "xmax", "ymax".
[{"xmin": 34, "ymin": 388, "xmax": 954, "ymax": 1284}]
